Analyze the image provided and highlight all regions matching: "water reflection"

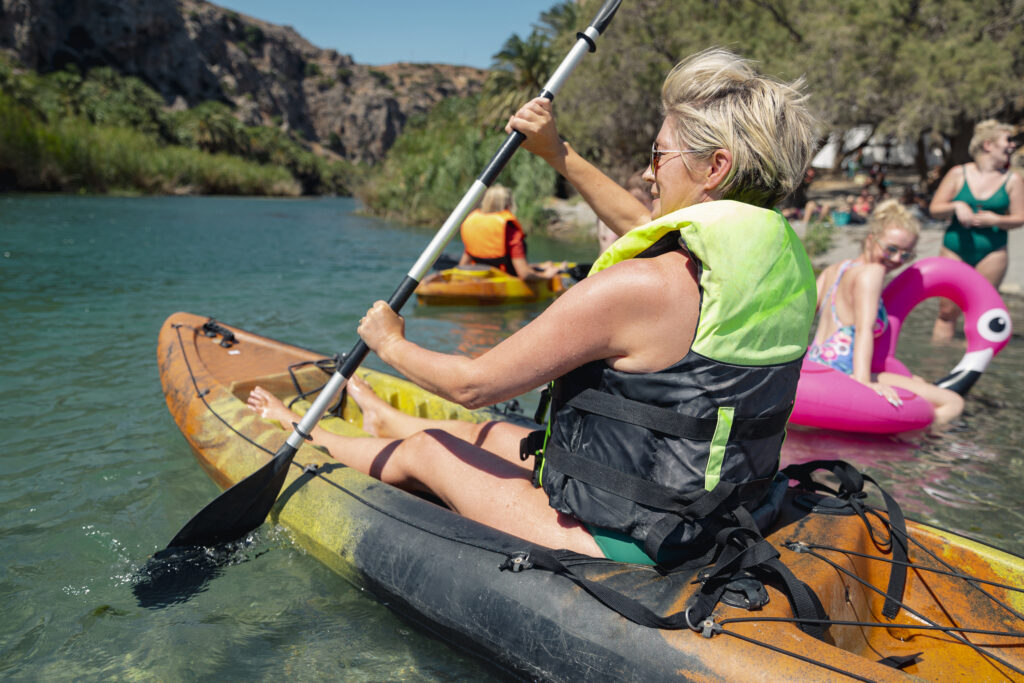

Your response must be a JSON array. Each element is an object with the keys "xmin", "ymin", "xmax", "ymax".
[{"xmin": 412, "ymin": 305, "xmax": 540, "ymax": 358}]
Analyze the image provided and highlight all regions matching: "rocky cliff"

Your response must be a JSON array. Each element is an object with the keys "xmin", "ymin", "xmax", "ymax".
[{"xmin": 0, "ymin": 0, "xmax": 486, "ymax": 162}]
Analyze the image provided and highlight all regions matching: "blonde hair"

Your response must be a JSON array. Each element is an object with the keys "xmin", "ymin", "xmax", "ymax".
[
  {"xmin": 480, "ymin": 184, "xmax": 514, "ymax": 213},
  {"xmin": 661, "ymin": 48, "xmax": 819, "ymax": 207},
  {"xmin": 866, "ymin": 199, "xmax": 920, "ymax": 247},
  {"xmin": 969, "ymin": 119, "xmax": 1014, "ymax": 158}
]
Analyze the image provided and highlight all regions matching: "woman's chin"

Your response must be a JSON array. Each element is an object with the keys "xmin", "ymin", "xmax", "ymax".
[{"xmin": 650, "ymin": 198, "xmax": 663, "ymax": 219}]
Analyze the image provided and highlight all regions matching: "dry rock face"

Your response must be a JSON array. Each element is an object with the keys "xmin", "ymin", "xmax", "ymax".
[{"xmin": 0, "ymin": 0, "xmax": 486, "ymax": 162}]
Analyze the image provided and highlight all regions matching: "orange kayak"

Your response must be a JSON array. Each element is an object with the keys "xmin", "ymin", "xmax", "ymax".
[
  {"xmin": 158, "ymin": 311, "xmax": 1024, "ymax": 682},
  {"xmin": 415, "ymin": 264, "xmax": 571, "ymax": 306}
]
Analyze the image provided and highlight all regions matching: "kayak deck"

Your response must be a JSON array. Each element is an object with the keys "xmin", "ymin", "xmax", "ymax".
[{"xmin": 158, "ymin": 312, "xmax": 1024, "ymax": 682}]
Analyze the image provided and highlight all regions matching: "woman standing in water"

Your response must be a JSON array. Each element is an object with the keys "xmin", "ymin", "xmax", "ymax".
[
  {"xmin": 930, "ymin": 120, "xmax": 1023, "ymax": 341},
  {"xmin": 249, "ymin": 48, "xmax": 819, "ymax": 565}
]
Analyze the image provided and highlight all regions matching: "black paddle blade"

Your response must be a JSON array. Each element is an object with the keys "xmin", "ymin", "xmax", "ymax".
[
  {"xmin": 166, "ymin": 444, "xmax": 297, "ymax": 548},
  {"xmin": 131, "ymin": 535, "xmax": 269, "ymax": 609}
]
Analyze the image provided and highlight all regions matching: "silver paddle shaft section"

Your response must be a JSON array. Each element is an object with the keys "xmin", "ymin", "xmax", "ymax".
[
  {"xmin": 285, "ymin": 371, "xmax": 348, "ymax": 449},
  {"xmin": 292, "ymin": 5, "xmax": 620, "ymax": 447},
  {"xmin": 408, "ymin": 180, "xmax": 488, "ymax": 280},
  {"xmin": 405, "ymin": 21, "xmax": 612, "ymax": 283}
]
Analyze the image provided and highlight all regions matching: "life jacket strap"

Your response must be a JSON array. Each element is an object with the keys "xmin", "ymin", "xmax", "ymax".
[
  {"xmin": 466, "ymin": 254, "xmax": 516, "ymax": 276},
  {"xmin": 519, "ymin": 429, "xmax": 551, "ymax": 487},
  {"xmin": 543, "ymin": 442, "xmax": 773, "ymax": 515},
  {"xmin": 566, "ymin": 388, "xmax": 791, "ymax": 441}
]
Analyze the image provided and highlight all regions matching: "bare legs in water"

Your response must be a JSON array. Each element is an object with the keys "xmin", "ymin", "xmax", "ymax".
[
  {"xmin": 932, "ymin": 246, "xmax": 1008, "ymax": 342},
  {"xmin": 246, "ymin": 377, "xmax": 604, "ymax": 556}
]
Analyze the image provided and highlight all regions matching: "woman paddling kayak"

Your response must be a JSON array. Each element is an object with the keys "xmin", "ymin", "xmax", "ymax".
[{"xmin": 248, "ymin": 48, "xmax": 819, "ymax": 566}]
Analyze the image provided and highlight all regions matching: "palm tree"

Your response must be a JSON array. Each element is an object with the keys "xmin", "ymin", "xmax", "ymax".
[{"xmin": 479, "ymin": 30, "xmax": 556, "ymax": 128}]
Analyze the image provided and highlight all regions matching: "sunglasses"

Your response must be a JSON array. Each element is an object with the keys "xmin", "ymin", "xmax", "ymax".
[
  {"xmin": 650, "ymin": 143, "xmax": 699, "ymax": 174},
  {"xmin": 878, "ymin": 242, "xmax": 916, "ymax": 261}
]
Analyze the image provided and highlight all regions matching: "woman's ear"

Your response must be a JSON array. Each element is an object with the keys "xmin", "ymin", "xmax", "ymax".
[{"xmin": 703, "ymin": 149, "xmax": 733, "ymax": 193}]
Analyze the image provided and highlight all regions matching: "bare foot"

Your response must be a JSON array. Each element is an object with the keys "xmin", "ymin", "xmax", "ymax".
[
  {"xmin": 247, "ymin": 386, "xmax": 299, "ymax": 427},
  {"xmin": 347, "ymin": 375, "xmax": 413, "ymax": 438}
]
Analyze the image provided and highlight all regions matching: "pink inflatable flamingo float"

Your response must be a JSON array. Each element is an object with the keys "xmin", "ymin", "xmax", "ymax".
[{"xmin": 790, "ymin": 257, "xmax": 1012, "ymax": 434}]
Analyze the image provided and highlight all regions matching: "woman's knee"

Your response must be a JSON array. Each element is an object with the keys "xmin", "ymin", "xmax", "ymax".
[{"xmin": 944, "ymin": 391, "xmax": 965, "ymax": 413}]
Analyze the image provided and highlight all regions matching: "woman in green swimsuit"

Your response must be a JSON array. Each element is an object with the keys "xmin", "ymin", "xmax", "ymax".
[{"xmin": 930, "ymin": 119, "xmax": 1024, "ymax": 341}]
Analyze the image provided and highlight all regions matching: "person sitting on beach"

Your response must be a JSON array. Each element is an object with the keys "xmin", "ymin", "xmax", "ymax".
[
  {"xmin": 247, "ymin": 48, "xmax": 819, "ymax": 565},
  {"xmin": 849, "ymin": 187, "xmax": 875, "ymax": 223},
  {"xmin": 779, "ymin": 167, "xmax": 827, "ymax": 222},
  {"xmin": 458, "ymin": 184, "xmax": 564, "ymax": 281},
  {"xmin": 929, "ymin": 119, "xmax": 1024, "ymax": 342},
  {"xmin": 809, "ymin": 200, "xmax": 964, "ymax": 428}
]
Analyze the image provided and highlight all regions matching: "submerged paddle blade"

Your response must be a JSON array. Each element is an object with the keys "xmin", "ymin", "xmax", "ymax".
[{"xmin": 167, "ymin": 444, "xmax": 297, "ymax": 548}]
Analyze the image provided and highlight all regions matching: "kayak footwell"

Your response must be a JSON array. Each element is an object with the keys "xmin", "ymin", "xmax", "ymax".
[{"xmin": 158, "ymin": 312, "xmax": 1024, "ymax": 682}]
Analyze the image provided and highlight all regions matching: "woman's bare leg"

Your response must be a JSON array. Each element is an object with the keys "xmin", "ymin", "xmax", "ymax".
[
  {"xmin": 878, "ymin": 372, "xmax": 965, "ymax": 428},
  {"xmin": 348, "ymin": 375, "xmax": 533, "ymax": 468},
  {"xmin": 247, "ymin": 385, "xmax": 601, "ymax": 555},
  {"xmin": 975, "ymin": 248, "xmax": 1009, "ymax": 291},
  {"xmin": 933, "ymin": 247, "xmax": 962, "ymax": 342}
]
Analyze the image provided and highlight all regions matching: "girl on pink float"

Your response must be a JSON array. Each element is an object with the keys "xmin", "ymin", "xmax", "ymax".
[{"xmin": 808, "ymin": 200, "xmax": 965, "ymax": 429}]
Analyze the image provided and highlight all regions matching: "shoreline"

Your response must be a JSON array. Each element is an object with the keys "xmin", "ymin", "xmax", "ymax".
[{"xmin": 545, "ymin": 175, "xmax": 1024, "ymax": 297}]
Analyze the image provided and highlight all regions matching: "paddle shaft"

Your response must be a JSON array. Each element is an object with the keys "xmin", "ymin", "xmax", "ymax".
[
  {"xmin": 286, "ymin": 0, "xmax": 621, "ymax": 449},
  {"xmin": 167, "ymin": 0, "xmax": 621, "ymax": 548}
]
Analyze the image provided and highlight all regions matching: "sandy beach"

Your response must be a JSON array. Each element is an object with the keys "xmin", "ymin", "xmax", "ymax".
[
  {"xmin": 797, "ymin": 219, "xmax": 1024, "ymax": 296},
  {"xmin": 796, "ymin": 173, "xmax": 1024, "ymax": 296}
]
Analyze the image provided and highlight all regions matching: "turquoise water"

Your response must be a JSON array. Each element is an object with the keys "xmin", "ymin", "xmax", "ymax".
[{"xmin": 1, "ymin": 195, "xmax": 1021, "ymax": 680}]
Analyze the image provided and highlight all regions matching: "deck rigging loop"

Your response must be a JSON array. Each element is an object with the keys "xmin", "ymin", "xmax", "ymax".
[
  {"xmin": 782, "ymin": 459, "xmax": 909, "ymax": 618},
  {"xmin": 285, "ymin": 354, "xmax": 347, "ymax": 416}
]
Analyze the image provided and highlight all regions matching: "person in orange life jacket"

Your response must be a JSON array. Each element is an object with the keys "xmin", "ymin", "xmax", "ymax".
[
  {"xmin": 246, "ymin": 48, "xmax": 819, "ymax": 564},
  {"xmin": 458, "ymin": 184, "xmax": 565, "ymax": 280},
  {"xmin": 929, "ymin": 120, "xmax": 1024, "ymax": 342}
]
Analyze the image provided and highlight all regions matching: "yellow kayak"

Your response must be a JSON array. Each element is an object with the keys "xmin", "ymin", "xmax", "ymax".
[
  {"xmin": 415, "ymin": 264, "xmax": 572, "ymax": 306},
  {"xmin": 157, "ymin": 312, "xmax": 1024, "ymax": 682}
]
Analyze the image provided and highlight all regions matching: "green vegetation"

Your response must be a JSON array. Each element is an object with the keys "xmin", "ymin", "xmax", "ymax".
[
  {"xmin": 801, "ymin": 218, "xmax": 835, "ymax": 259},
  {"xmin": 2, "ymin": 0, "xmax": 1020, "ymax": 228},
  {"xmin": 551, "ymin": 0, "xmax": 1023, "ymax": 181},
  {"xmin": 0, "ymin": 56, "xmax": 355, "ymax": 196},
  {"xmin": 355, "ymin": 95, "xmax": 556, "ymax": 231},
  {"xmin": 360, "ymin": 0, "xmax": 1020, "ymax": 230},
  {"xmin": 0, "ymin": 92, "xmax": 298, "ymax": 194}
]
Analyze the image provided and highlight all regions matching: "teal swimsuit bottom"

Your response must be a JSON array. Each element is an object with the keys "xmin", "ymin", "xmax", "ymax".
[{"xmin": 586, "ymin": 524, "xmax": 657, "ymax": 565}]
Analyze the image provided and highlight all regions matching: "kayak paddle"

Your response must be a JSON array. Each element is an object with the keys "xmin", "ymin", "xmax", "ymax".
[{"xmin": 163, "ymin": 0, "xmax": 622, "ymax": 549}]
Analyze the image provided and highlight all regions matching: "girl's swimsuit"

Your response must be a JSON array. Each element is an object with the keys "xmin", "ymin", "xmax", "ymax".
[
  {"xmin": 941, "ymin": 167, "xmax": 1011, "ymax": 267},
  {"xmin": 808, "ymin": 260, "xmax": 888, "ymax": 375}
]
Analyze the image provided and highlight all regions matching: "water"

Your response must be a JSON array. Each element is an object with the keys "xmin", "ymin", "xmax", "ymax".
[{"xmin": 1, "ymin": 195, "xmax": 1021, "ymax": 680}]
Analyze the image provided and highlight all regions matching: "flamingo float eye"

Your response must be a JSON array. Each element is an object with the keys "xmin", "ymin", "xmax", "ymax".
[{"xmin": 977, "ymin": 308, "xmax": 1012, "ymax": 344}]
